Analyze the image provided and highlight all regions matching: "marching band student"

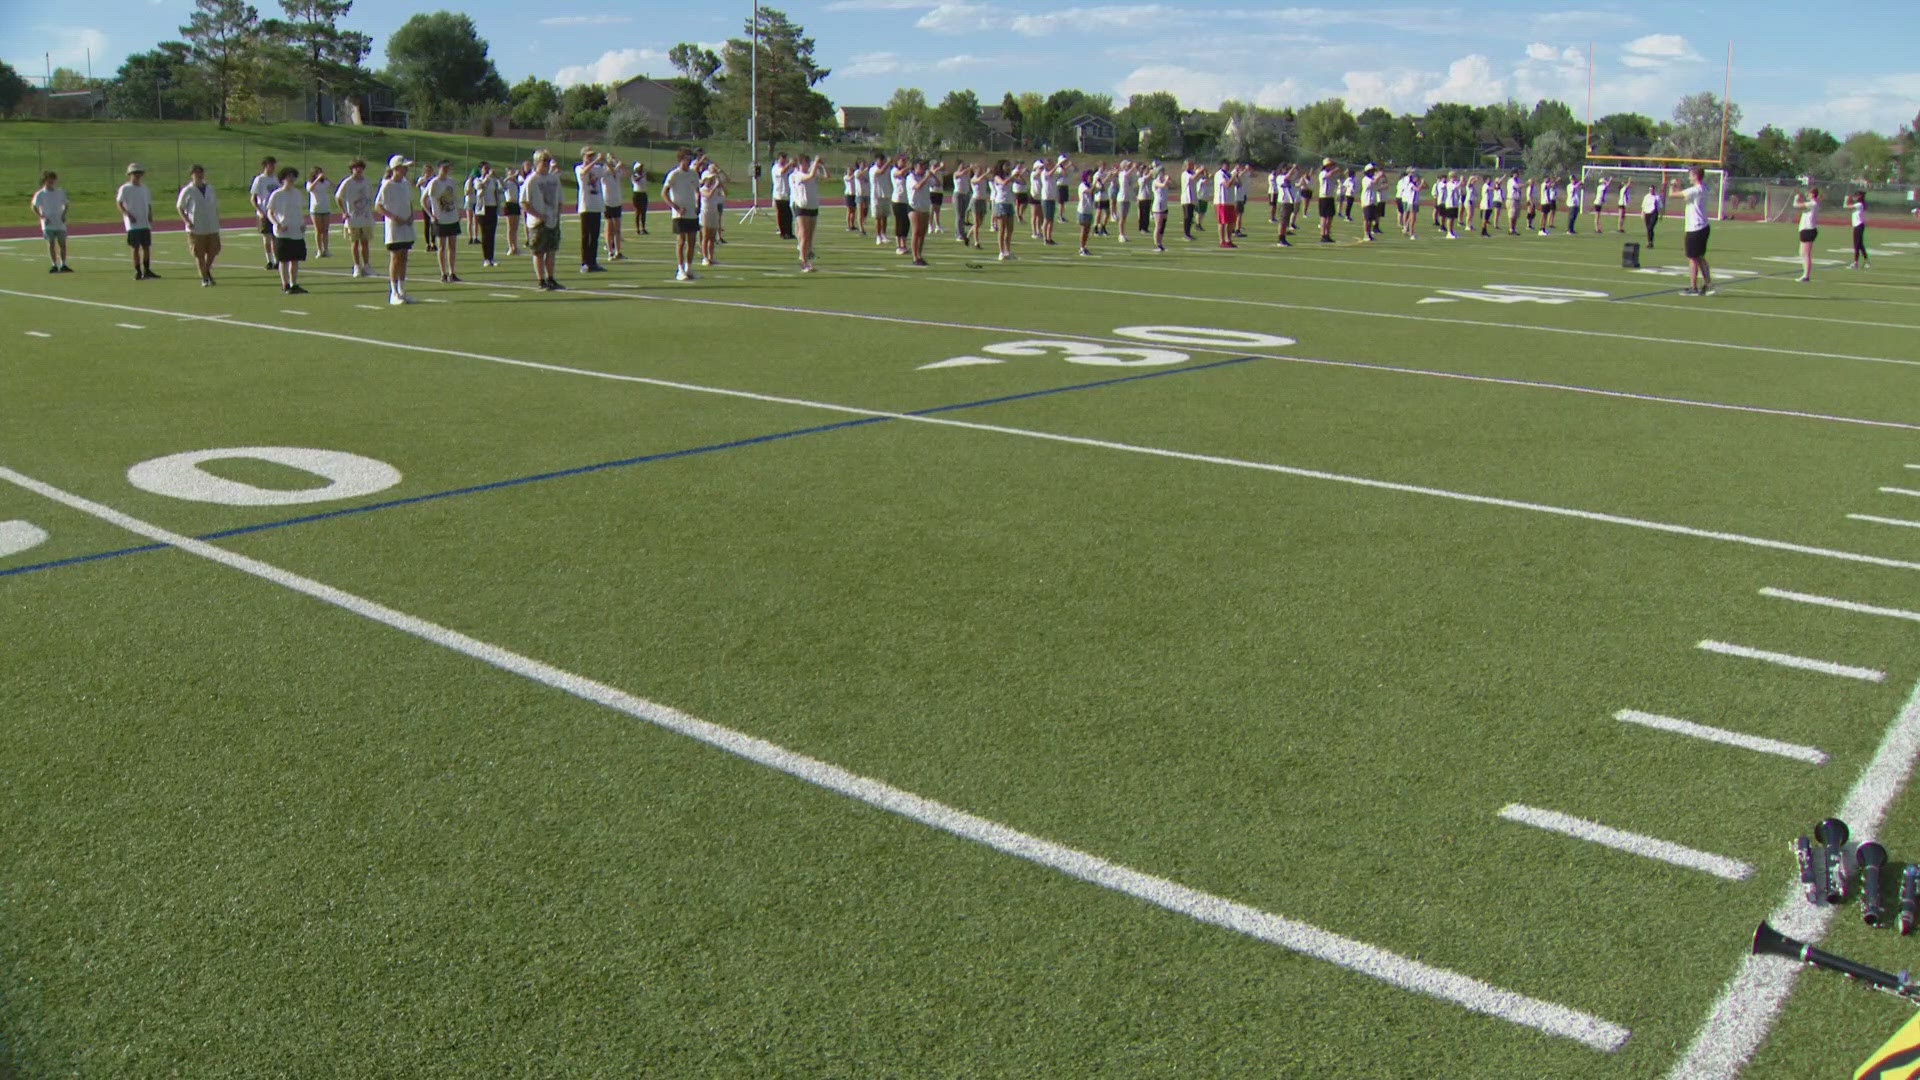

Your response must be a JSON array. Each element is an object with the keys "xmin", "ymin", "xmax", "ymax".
[
  {"xmin": 1565, "ymin": 175, "xmax": 1583, "ymax": 234},
  {"xmin": 307, "ymin": 166, "xmax": 333, "ymax": 259},
  {"xmin": 602, "ymin": 158, "xmax": 627, "ymax": 260},
  {"xmin": 930, "ymin": 160, "xmax": 948, "ymax": 234},
  {"xmin": 116, "ymin": 163, "xmax": 156, "ymax": 280},
  {"xmin": 953, "ymin": 162, "xmax": 974, "ymax": 245},
  {"xmin": 1029, "ymin": 157, "xmax": 1048, "ymax": 241},
  {"xmin": 250, "ymin": 157, "xmax": 280, "ymax": 269},
  {"xmin": 1846, "ymin": 190, "xmax": 1870, "ymax": 269},
  {"xmin": 1667, "ymin": 167, "xmax": 1712, "ymax": 294},
  {"xmin": 1503, "ymin": 170, "xmax": 1521, "ymax": 234},
  {"xmin": 845, "ymin": 161, "xmax": 862, "ymax": 233},
  {"xmin": 423, "ymin": 161, "xmax": 464, "ymax": 283},
  {"xmin": 770, "ymin": 152, "xmax": 794, "ymax": 241},
  {"xmin": 1340, "ymin": 168, "xmax": 1357, "ymax": 221},
  {"xmin": 374, "ymin": 154, "xmax": 417, "ymax": 305},
  {"xmin": 575, "ymin": 147, "xmax": 608, "ymax": 273},
  {"xmin": 176, "ymin": 164, "xmax": 221, "ymax": 285},
  {"xmin": 892, "ymin": 154, "xmax": 914, "ymax": 254},
  {"xmin": 790, "ymin": 153, "xmax": 821, "ymax": 272},
  {"xmin": 1137, "ymin": 161, "xmax": 1153, "ymax": 235},
  {"xmin": 1232, "ymin": 166, "xmax": 1249, "ymax": 238},
  {"xmin": 1594, "ymin": 174, "xmax": 1611, "ymax": 234},
  {"xmin": 1054, "ymin": 154, "xmax": 1072, "ymax": 232},
  {"xmin": 1537, "ymin": 173, "xmax": 1558, "ymax": 234},
  {"xmin": 1092, "ymin": 165, "xmax": 1111, "ymax": 236},
  {"xmin": 520, "ymin": 149, "xmax": 564, "ymax": 291},
  {"xmin": 1402, "ymin": 171, "xmax": 1422, "ymax": 239},
  {"xmin": 1442, "ymin": 173, "xmax": 1461, "ymax": 239},
  {"xmin": 1640, "ymin": 181, "xmax": 1662, "ymax": 249},
  {"xmin": 868, "ymin": 152, "xmax": 891, "ymax": 246},
  {"xmin": 1190, "ymin": 160, "xmax": 1210, "ymax": 232},
  {"xmin": 1792, "ymin": 185, "xmax": 1819, "ymax": 282},
  {"xmin": 1394, "ymin": 170, "xmax": 1410, "ymax": 233},
  {"xmin": 698, "ymin": 165, "xmax": 725, "ymax": 267},
  {"xmin": 1478, "ymin": 175, "xmax": 1496, "ymax": 236},
  {"xmin": 1267, "ymin": 164, "xmax": 1282, "ymax": 224},
  {"xmin": 1523, "ymin": 174, "xmax": 1539, "ymax": 233},
  {"xmin": 475, "ymin": 161, "xmax": 502, "ymax": 267},
  {"xmin": 501, "ymin": 161, "xmax": 527, "ymax": 256},
  {"xmin": 973, "ymin": 163, "xmax": 991, "ymax": 245},
  {"xmin": 1151, "ymin": 163, "xmax": 1170, "ymax": 251},
  {"xmin": 630, "ymin": 161, "xmax": 650, "ymax": 236},
  {"xmin": 463, "ymin": 167, "xmax": 481, "ymax": 244},
  {"xmin": 1010, "ymin": 162, "xmax": 1028, "ymax": 226},
  {"xmin": 265, "ymin": 166, "xmax": 310, "ymax": 294},
  {"xmin": 906, "ymin": 158, "xmax": 933, "ymax": 266},
  {"xmin": 1316, "ymin": 158, "xmax": 1338, "ymax": 242},
  {"xmin": 31, "ymin": 171, "xmax": 70, "ymax": 273},
  {"xmin": 1177, "ymin": 161, "xmax": 1196, "ymax": 241},
  {"xmin": 985, "ymin": 160, "xmax": 1014, "ymax": 261},
  {"xmin": 1357, "ymin": 165, "xmax": 1377, "ymax": 241},
  {"xmin": 417, "ymin": 168, "xmax": 437, "ymax": 252},
  {"xmin": 1114, "ymin": 161, "xmax": 1133, "ymax": 243},
  {"xmin": 1616, "ymin": 176, "xmax": 1632, "ymax": 232},
  {"xmin": 1076, "ymin": 168, "xmax": 1098, "ymax": 256},
  {"xmin": 1216, "ymin": 161, "xmax": 1246, "ymax": 247},
  {"xmin": 335, "ymin": 159, "xmax": 374, "ymax": 277}
]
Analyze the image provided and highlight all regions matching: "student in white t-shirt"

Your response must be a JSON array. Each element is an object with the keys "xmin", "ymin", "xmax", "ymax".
[
  {"xmin": 1792, "ymin": 185, "xmax": 1820, "ymax": 282},
  {"xmin": 116, "ymin": 163, "xmax": 156, "ymax": 280},
  {"xmin": 520, "ymin": 150, "xmax": 564, "ymax": 291},
  {"xmin": 574, "ymin": 148, "xmax": 608, "ymax": 273},
  {"xmin": 265, "ymin": 166, "xmax": 310, "ymax": 294},
  {"xmin": 1666, "ymin": 167, "xmax": 1712, "ymax": 294},
  {"xmin": 176, "ymin": 163, "xmax": 222, "ymax": 286},
  {"xmin": 1593, "ymin": 176, "xmax": 1611, "ymax": 234},
  {"xmin": 335, "ymin": 159, "xmax": 375, "ymax": 278},
  {"xmin": 985, "ymin": 160, "xmax": 1015, "ymax": 261},
  {"xmin": 374, "ymin": 155, "xmax": 417, "ymax": 305},
  {"xmin": 1615, "ymin": 177, "xmax": 1632, "ymax": 233},
  {"xmin": 600, "ymin": 159, "xmax": 626, "ymax": 261},
  {"xmin": 1846, "ymin": 190, "xmax": 1871, "ymax": 270},
  {"xmin": 1640, "ymin": 184, "xmax": 1661, "ymax": 248},
  {"xmin": 423, "ymin": 161, "xmax": 464, "ymax": 284},
  {"xmin": 789, "ymin": 153, "xmax": 820, "ymax": 272},
  {"xmin": 30, "ymin": 171, "xmax": 70, "ymax": 273},
  {"xmin": 1564, "ymin": 177, "xmax": 1584, "ymax": 235},
  {"xmin": 250, "ymin": 157, "xmax": 280, "ymax": 269},
  {"xmin": 906, "ymin": 159, "xmax": 933, "ymax": 266},
  {"xmin": 306, "ymin": 166, "xmax": 334, "ymax": 260},
  {"xmin": 663, "ymin": 148, "xmax": 702, "ymax": 281}
]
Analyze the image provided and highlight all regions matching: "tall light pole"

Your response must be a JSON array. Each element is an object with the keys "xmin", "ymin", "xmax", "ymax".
[{"xmin": 740, "ymin": 1, "xmax": 761, "ymax": 222}]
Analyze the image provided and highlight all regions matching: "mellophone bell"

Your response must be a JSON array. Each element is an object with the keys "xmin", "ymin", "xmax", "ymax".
[{"xmin": 1754, "ymin": 817, "xmax": 1920, "ymax": 1003}]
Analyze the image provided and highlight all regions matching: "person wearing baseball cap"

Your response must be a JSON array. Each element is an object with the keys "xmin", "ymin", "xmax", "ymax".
[{"xmin": 116, "ymin": 163, "xmax": 157, "ymax": 280}]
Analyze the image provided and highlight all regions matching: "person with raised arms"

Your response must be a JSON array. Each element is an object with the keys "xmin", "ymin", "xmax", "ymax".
[
  {"xmin": 520, "ymin": 149, "xmax": 564, "ymax": 291},
  {"xmin": 987, "ymin": 159, "xmax": 1015, "ymax": 262},
  {"xmin": 1315, "ymin": 158, "xmax": 1338, "ymax": 242},
  {"xmin": 663, "ymin": 148, "xmax": 701, "ymax": 281},
  {"xmin": 1615, "ymin": 175, "xmax": 1632, "ymax": 233},
  {"xmin": 1667, "ymin": 166, "xmax": 1712, "ymax": 294},
  {"xmin": 1846, "ymin": 190, "xmax": 1870, "ymax": 270},
  {"xmin": 906, "ymin": 158, "xmax": 933, "ymax": 266},
  {"xmin": 868, "ymin": 152, "xmax": 890, "ymax": 246},
  {"xmin": 1593, "ymin": 175, "xmax": 1611, "ymax": 234},
  {"xmin": 306, "ymin": 166, "xmax": 334, "ymax": 259},
  {"xmin": 1792, "ymin": 184, "xmax": 1820, "ymax": 282},
  {"xmin": 601, "ymin": 158, "xmax": 627, "ymax": 261},
  {"xmin": 373, "ymin": 154, "xmax": 417, "ymax": 305},
  {"xmin": 176, "ymin": 163, "xmax": 222, "ymax": 286},
  {"xmin": 930, "ymin": 159, "xmax": 949, "ymax": 235},
  {"xmin": 30, "ymin": 171, "xmax": 70, "ymax": 274},
  {"xmin": 770, "ymin": 152, "xmax": 794, "ymax": 241},
  {"xmin": 502, "ymin": 161, "xmax": 527, "ymax": 256},
  {"xmin": 265, "ymin": 166, "xmax": 310, "ymax": 294},
  {"xmin": 790, "ymin": 152, "xmax": 821, "ymax": 272},
  {"xmin": 335, "ymin": 159, "xmax": 375, "ymax": 278},
  {"xmin": 574, "ymin": 147, "xmax": 608, "ymax": 273},
  {"xmin": 630, "ymin": 161, "xmax": 650, "ymax": 236},
  {"xmin": 475, "ymin": 161, "xmax": 502, "ymax": 267},
  {"xmin": 1150, "ymin": 163, "xmax": 1170, "ymax": 251},
  {"xmin": 116, "ymin": 163, "xmax": 156, "ymax": 281}
]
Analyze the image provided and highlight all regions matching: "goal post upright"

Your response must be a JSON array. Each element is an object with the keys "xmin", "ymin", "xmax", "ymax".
[{"xmin": 1581, "ymin": 39, "xmax": 1731, "ymax": 221}]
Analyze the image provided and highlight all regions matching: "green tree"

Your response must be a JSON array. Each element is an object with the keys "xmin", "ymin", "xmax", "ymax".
[
  {"xmin": 559, "ymin": 81, "xmax": 609, "ymax": 130},
  {"xmin": 49, "ymin": 67, "xmax": 90, "ymax": 91},
  {"xmin": 1744, "ymin": 124, "xmax": 1793, "ymax": 177},
  {"xmin": 1523, "ymin": 128, "xmax": 1582, "ymax": 176},
  {"xmin": 664, "ymin": 43, "xmax": 719, "ymax": 140},
  {"xmin": 1829, "ymin": 131, "xmax": 1892, "ymax": 181},
  {"xmin": 263, "ymin": 0, "xmax": 370, "ymax": 124},
  {"xmin": 0, "ymin": 60, "xmax": 31, "ymax": 117},
  {"xmin": 932, "ymin": 89, "xmax": 985, "ymax": 149},
  {"xmin": 606, "ymin": 101, "xmax": 654, "ymax": 144},
  {"xmin": 1386, "ymin": 114, "xmax": 1421, "ymax": 166},
  {"xmin": 668, "ymin": 43, "xmax": 720, "ymax": 86},
  {"xmin": 384, "ymin": 11, "xmax": 506, "ymax": 124},
  {"xmin": 881, "ymin": 87, "xmax": 931, "ymax": 155},
  {"xmin": 709, "ymin": 6, "xmax": 835, "ymax": 154},
  {"xmin": 1525, "ymin": 99, "xmax": 1579, "ymax": 141},
  {"xmin": 1118, "ymin": 91, "xmax": 1181, "ymax": 158},
  {"xmin": 181, "ymin": 0, "xmax": 262, "ymax": 127},
  {"xmin": 1654, "ymin": 91, "xmax": 1740, "ymax": 162},
  {"xmin": 999, "ymin": 92, "xmax": 1023, "ymax": 147},
  {"xmin": 1014, "ymin": 91, "xmax": 1049, "ymax": 149},
  {"xmin": 1790, "ymin": 126, "xmax": 1840, "ymax": 176},
  {"xmin": 1294, "ymin": 97, "xmax": 1357, "ymax": 156},
  {"xmin": 506, "ymin": 75, "xmax": 560, "ymax": 129},
  {"xmin": 1354, "ymin": 106, "xmax": 1394, "ymax": 164},
  {"xmin": 1423, "ymin": 102, "xmax": 1481, "ymax": 167}
]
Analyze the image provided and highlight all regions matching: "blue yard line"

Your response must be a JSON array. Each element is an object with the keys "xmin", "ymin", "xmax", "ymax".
[{"xmin": 1, "ymin": 356, "xmax": 1259, "ymax": 580}]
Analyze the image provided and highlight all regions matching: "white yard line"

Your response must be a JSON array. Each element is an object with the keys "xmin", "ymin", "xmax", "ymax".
[
  {"xmin": 114, "ymin": 322, "xmax": 144, "ymax": 329},
  {"xmin": 23, "ymin": 330, "xmax": 50, "ymax": 338},
  {"xmin": 1696, "ymin": 640, "xmax": 1886, "ymax": 683},
  {"xmin": 1613, "ymin": 709, "xmax": 1826, "ymax": 764},
  {"xmin": 1496, "ymin": 804, "xmax": 1753, "ymax": 881},
  {"xmin": 1880, "ymin": 487, "xmax": 1920, "ymax": 498},
  {"xmin": 1760, "ymin": 587, "xmax": 1920, "ymax": 623},
  {"xmin": 1850, "ymin": 513, "xmax": 1920, "ymax": 530},
  {"xmin": 0, "ymin": 462, "xmax": 1631, "ymax": 1054},
  {"xmin": 1667, "ymin": 671, "xmax": 1920, "ymax": 1078},
  {"xmin": 5, "ymin": 287, "xmax": 1920, "ymax": 575}
]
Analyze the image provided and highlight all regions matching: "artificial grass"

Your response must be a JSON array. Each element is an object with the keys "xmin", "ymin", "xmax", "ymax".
[{"xmin": 4, "ymin": 213, "xmax": 1920, "ymax": 1076}]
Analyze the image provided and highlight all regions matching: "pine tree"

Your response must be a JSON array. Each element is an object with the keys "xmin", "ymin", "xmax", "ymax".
[
  {"xmin": 708, "ymin": 6, "xmax": 834, "ymax": 154},
  {"xmin": 181, "ymin": 0, "xmax": 260, "ymax": 127}
]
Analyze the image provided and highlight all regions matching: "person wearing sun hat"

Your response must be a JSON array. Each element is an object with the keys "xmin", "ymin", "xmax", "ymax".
[
  {"xmin": 374, "ymin": 154, "xmax": 417, "ymax": 305},
  {"xmin": 116, "ymin": 162, "xmax": 157, "ymax": 280}
]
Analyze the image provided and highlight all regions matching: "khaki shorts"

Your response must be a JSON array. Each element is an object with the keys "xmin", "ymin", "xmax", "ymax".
[
  {"xmin": 189, "ymin": 232, "xmax": 222, "ymax": 257},
  {"xmin": 345, "ymin": 224, "xmax": 371, "ymax": 244}
]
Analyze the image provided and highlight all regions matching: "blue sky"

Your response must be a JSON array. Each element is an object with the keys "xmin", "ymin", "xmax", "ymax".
[{"xmin": 4, "ymin": 1, "xmax": 1917, "ymax": 134}]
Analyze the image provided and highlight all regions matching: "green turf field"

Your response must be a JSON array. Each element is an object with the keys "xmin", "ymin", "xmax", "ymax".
[{"xmin": 4, "ymin": 207, "xmax": 1920, "ymax": 1077}]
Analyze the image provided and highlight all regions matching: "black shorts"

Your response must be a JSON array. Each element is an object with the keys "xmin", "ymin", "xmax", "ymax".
[
  {"xmin": 1016, "ymin": 192, "xmax": 1031, "ymax": 206},
  {"xmin": 502, "ymin": 202, "xmax": 521, "ymax": 216},
  {"xmin": 1395, "ymin": 199, "xmax": 1405, "ymax": 214},
  {"xmin": 1684, "ymin": 226, "xmax": 1710, "ymax": 259},
  {"xmin": 1799, "ymin": 228, "xmax": 1818, "ymax": 243},
  {"xmin": 1318, "ymin": 197, "xmax": 1336, "ymax": 218},
  {"xmin": 436, "ymin": 222, "xmax": 461, "ymax": 238},
  {"xmin": 259, "ymin": 217, "xmax": 274, "ymax": 236},
  {"xmin": 1544, "ymin": 201, "xmax": 1558, "ymax": 212},
  {"xmin": 274, "ymin": 236, "xmax": 308, "ymax": 262},
  {"xmin": 672, "ymin": 218, "xmax": 699, "ymax": 235},
  {"xmin": 796, "ymin": 207, "xmax": 819, "ymax": 218},
  {"xmin": 604, "ymin": 206, "xmax": 620, "ymax": 220},
  {"xmin": 930, "ymin": 192, "xmax": 944, "ymax": 206},
  {"xmin": 845, "ymin": 194, "xmax": 856, "ymax": 208},
  {"xmin": 386, "ymin": 240, "xmax": 413, "ymax": 252},
  {"xmin": 126, "ymin": 228, "xmax": 152, "ymax": 248}
]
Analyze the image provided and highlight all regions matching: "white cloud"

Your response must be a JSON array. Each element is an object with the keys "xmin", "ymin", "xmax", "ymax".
[
  {"xmin": 934, "ymin": 53, "xmax": 992, "ymax": 70},
  {"xmin": 1525, "ymin": 42, "xmax": 1557, "ymax": 62},
  {"xmin": 825, "ymin": 0, "xmax": 936, "ymax": 9},
  {"xmin": 1340, "ymin": 68, "xmax": 1431, "ymax": 113},
  {"xmin": 1427, "ymin": 54, "xmax": 1504, "ymax": 105},
  {"xmin": 538, "ymin": 14, "xmax": 634, "ymax": 26},
  {"xmin": 1114, "ymin": 63, "xmax": 1302, "ymax": 111},
  {"xmin": 842, "ymin": 51, "xmax": 910, "ymax": 77},
  {"xmin": 554, "ymin": 48, "xmax": 670, "ymax": 87},
  {"xmin": 1010, "ymin": 4, "xmax": 1179, "ymax": 35},
  {"xmin": 917, "ymin": 2, "xmax": 1003, "ymax": 31},
  {"xmin": 1621, "ymin": 33, "xmax": 1701, "ymax": 69}
]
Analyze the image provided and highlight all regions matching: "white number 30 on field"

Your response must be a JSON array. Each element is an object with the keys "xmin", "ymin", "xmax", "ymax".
[{"xmin": 919, "ymin": 325, "xmax": 1295, "ymax": 369}]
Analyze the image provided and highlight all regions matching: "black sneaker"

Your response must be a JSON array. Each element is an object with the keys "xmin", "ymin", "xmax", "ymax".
[
  {"xmin": 446, "ymin": 274, "xmax": 462, "ymax": 283},
  {"xmin": 144, "ymin": 269, "xmax": 159, "ymax": 278},
  {"xmin": 288, "ymin": 284, "xmax": 308, "ymax": 295},
  {"xmin": 58, "ymin": 265, "xmax": 74, "ymax": 273},
  {"xmin": 134, "ymin": 269, "xmax": 145, "ymax": 280},
  {"xmin": 585, "ymin": 264, "xmax": 608, "ymax": 273},
  {"xmin": 547, "ymin": 280, "xmax": 566, "ymax": 291},
  {"xmin": 48, "ymin": 265, "xmax": 59, "ymax": 274},
  {"xmin": 267, "ymin": 261, "xmax": 277, "ymax": 270}
]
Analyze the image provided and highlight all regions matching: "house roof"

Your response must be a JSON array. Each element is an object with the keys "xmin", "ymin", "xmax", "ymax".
[{"xmin": 839, "ymin": 106, "xmax": 884, "ymax": 129}]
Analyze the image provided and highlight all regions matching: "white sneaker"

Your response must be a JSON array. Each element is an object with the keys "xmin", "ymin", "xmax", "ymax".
[
  {"xmin": 350, "ymin": 266, "xmax": 361, "ymax": 278},
  {"xmin": 997, "ymin": 253, "xmax": 1008, "ymax": 261},
  {"xmin": 388, "ymin": 291, "xmax": 405, "ymax": 305},
  {"xmin": 674, "ymin": 268, "xmax": 688, "ymax": 281},
  {"xmin": 1796, "ymin": 274, "xmax": 1810, "ymax": 282},
  {"xmin": 701, "ymin": 257, "xmax": 712, "ymax": 266}
]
